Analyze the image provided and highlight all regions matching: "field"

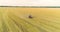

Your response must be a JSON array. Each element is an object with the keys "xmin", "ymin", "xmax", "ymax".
[{"xmin": 0, "ymin": 7, "xmax": 60, "ymax": 32}]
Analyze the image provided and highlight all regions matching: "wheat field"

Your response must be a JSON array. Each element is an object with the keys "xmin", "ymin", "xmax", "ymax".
[{"xmin": 0, "ymin": 7, "xmax": 60, "ymax": 32}]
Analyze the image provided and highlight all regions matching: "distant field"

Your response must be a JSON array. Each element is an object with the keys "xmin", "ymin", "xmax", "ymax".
[{"xmin": 0, "ymin": 7, "xmax": 60, "ymax": 32}]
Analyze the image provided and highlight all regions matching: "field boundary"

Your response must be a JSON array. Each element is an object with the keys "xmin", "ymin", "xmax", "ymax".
[{"xmin": 0, "ymin": 6, "xmax": 60, "ymax": 8}]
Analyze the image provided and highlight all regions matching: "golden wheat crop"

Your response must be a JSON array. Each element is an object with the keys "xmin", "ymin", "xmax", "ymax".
[{"xmin": 0, "ymin": 7, "xmax": 60, "ymax": 32}]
